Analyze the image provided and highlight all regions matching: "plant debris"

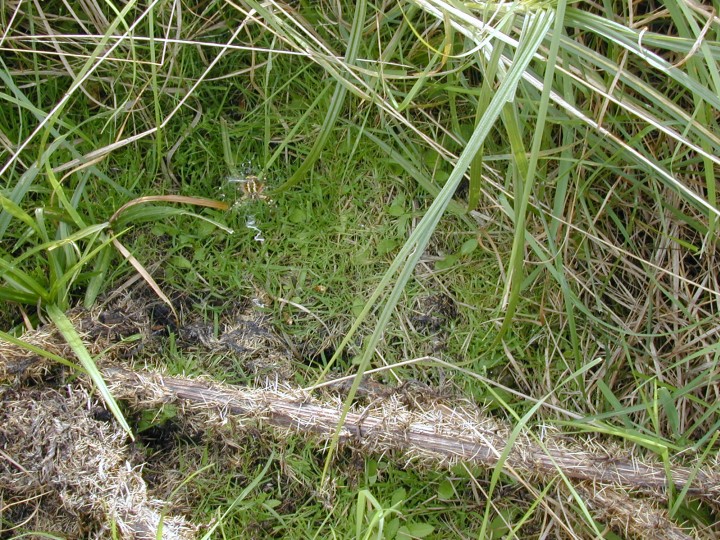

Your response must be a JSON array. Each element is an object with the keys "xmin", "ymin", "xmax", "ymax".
[
  {"xmin": 0, "ymin": 385, "xmax": 197, "ymax": 539},
  {"xmin": 1, "ymin": 296, "xmax": 717, "ymax": 539}
]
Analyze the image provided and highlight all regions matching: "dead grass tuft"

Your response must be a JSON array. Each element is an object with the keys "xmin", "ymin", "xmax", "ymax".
[{"xmin": 0, "ymin": 385, "xmax": 197, "ymax": 539}]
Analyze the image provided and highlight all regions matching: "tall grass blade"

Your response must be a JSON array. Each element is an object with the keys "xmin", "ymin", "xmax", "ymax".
[
  {"xmin": 46, "ymin": 304, "xmax": 133, "ymax": 439},
  {"xmin": 321, "ymin": 8, "xmax": 555, "ymax": 482},
  {"xmin": 494, "ymin": 0, "xmax": 567, "ymax": 344},
  {"xmin": 274, "ymin": 0, "xmax": 367, "ymax": 194}
]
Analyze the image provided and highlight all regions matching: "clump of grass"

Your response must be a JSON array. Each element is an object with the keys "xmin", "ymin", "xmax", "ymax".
[{"xmin": 1, "ymin": 0, "xmax": 719, "ymax": 537}]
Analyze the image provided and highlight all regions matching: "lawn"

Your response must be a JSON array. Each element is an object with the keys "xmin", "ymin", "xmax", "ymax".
[{"xmin": 1, "ymin": 0, "xmax": 719, "ymax": 538}]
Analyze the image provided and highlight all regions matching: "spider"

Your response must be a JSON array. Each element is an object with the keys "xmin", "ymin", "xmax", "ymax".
[{"xmin": 239, "ymin": 175, "xmax": 270, "ymax": 201}]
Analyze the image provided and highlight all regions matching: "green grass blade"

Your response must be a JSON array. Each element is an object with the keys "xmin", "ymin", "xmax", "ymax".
[
  {"xmin": 274, "ymin": 0, "xmax": 367, "ymax": 194},
  {"xmin": 467, "ymin": 14, "xmax": 511, "ymax": 212},
  {"xmin": 0, "ymin": 287, "xmax": 41, "ymax": 304},
  {"xmin": 199, "ymin": 452, "xmax": 275, "ymax": 540},
  {"xmin": 0, "ymin": 329, "xmax": 82, "ymax": 373},
  {"xmin": 48, "ymin": 231, "xmax": 115, "ymax": 305},
  {"xmin": 0, "ymin": 193, "xmax": 41, "ymax": 236},
  {"xmin": 321, "ymin": 8, "xmax": 555, "ymax": 482},
  {"xmin": 8, "ymin": 221, "xmax": 109, "ymax": 269},
  {"xmin": 44, "ymin": 163, "xmax": 87, "ymax": 229},
  {"xmin": 84, "ymin": 244, "xmax": 114, "ymax": 308},
  {"xmin": 494, "ymin": 0, "xmax": 567, "ymax": 344},
  {"xmin": 0, "ymin": 256, "xmax": 49, "ymax": 301},
  {"xmin": 46, "ymin": 304, "xmax": 133, "ymax": 439}
]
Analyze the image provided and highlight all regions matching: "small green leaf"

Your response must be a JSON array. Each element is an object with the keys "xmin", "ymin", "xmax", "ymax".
[
  {"xmin": 489, "ymin": 512, "xmax": 511, "ymax": 539},
  {"xmin": 387, "ymin": 196, "xmax": 406, "ymax": 216},
  {"xmin": 384, "ymin": 517, "xmax": 400, "ymax": 540},
  {"xmin": 658, "ymin": 387, "xmax": 680, "ymax": 437},
  {"xmin": 377, "ymin": 238, "xmax": 398, "ymax": 256},
  {"xmin": 170, "ymin": 255, "xmax": 193, "ymax": 269},
  {"xmin": 289, "ymin": 207, "xmax": 306, "ymax": 223},
  {"xmin": 437, "ymin": 479, "xmax": 454, "ymax": 501},
  {"xmin": 397, "ymin": 522, "xmax": 434, "ymax": 539},
  {"xmin": 435, "ymin": 253, "xmax": 459, "ymax": 270},
  {"xmin": 460, "ymin": 238, "xmax": 478, "ymax": 256},
  {"xmin": 390, "ymin": 487, "xmax": 406, "ymax": 507},
  {"xmin": 196, "ymin": 219, "xmax": 216, "ymax": 237},
  {"xmin": 366, "ymin": 460, "xmax": 378, "ymax": 485}
]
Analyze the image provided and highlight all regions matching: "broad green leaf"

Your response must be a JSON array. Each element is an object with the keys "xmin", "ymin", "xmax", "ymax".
[{"xmin": 397, "ymin": 523, "xmax": 434, "ymax": 539}]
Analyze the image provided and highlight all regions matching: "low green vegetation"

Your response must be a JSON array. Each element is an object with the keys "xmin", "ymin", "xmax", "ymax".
[{"xmin": 1, "ymin": 0, "xmax": 719, "ymax": 537}]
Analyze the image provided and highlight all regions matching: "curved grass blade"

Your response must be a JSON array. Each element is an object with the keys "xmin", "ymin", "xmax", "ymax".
[{"xmin": 109, "ymin": 195, "xmax": 229, "ymax": 223}]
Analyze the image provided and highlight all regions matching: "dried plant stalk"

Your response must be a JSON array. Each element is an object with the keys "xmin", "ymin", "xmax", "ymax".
[
  {"xmin": 574, "ymin": 483, "xmax": 696, "ymax": 540},
  {"xmin": 102, "ymin": 366, "xmax": 709, "ymax": 540},
  {"xmin": 102, "ymin": 366, "xmax": 719, "ymax": 507}
]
